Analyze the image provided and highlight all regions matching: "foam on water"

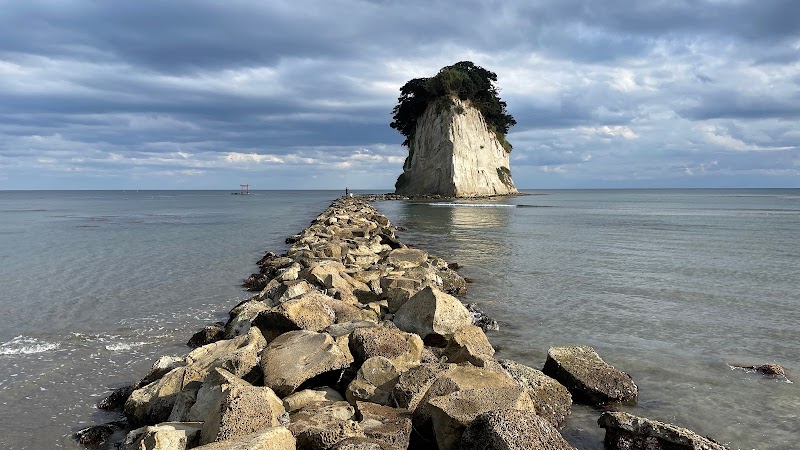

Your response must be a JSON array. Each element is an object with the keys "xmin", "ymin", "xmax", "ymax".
[{"xmin": 0, "ymin": 336, "xmax": 60, "ymax": 355}]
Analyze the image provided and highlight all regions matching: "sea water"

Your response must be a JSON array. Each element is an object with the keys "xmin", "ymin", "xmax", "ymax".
[{"xmin": 0, "ymin": 189, "xmax": 797, "ymax": 449}]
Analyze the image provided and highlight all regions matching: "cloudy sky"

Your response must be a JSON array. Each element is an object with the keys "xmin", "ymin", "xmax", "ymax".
[{"xmin": 1, "ymin": 0, "xmax": 798, "ymax": 189}]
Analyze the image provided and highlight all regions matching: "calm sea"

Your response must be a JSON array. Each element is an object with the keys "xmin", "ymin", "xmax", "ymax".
[{"xmin": 0, "ymin": 189, "xmax": 798, "ymax": 449}]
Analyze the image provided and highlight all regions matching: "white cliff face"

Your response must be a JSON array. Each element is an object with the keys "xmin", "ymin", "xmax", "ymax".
[{"xmin": 395, "ymin": 97, "xmax": 518, "ymax": 197}]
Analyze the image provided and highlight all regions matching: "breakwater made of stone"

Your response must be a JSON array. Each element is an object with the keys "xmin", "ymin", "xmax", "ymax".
[{"xmin": 75, "ymin": 196, "xmax": 732, "ymax": 450}]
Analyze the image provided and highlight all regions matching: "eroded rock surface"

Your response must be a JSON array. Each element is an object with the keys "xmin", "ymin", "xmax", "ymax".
[
  {"xmin": 598, "ymin": 411, "xmax": 728, "ymax": 450},
  {"xmin": 542, "ymin": 345, "xmax": 637, "ymax": 405}
]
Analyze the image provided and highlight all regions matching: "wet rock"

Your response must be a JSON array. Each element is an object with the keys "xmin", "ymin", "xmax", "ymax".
[
  {"xmin": 442, "ymin": 324, "xmax": 495, "ymax": 365},
  {"xmin": 243, "ymin": 273, "xmax": 269, "ymax": 291},
  {"xmin": 731, "ymin": 363, "xmax": 787, "ymax": 378},
  {"xmin": 261, "ymin": 330, "xmax": 354, "ymax": 397},
  {"xmin": 356, "ymin": 402, "xmax": 413, "ymax": 450},
  {"xmin": 99, "ymin": 384, "xmax": 135, "ymax": 411},
  {"xmin": 542, "ymin": 345, "xmax": 637, "ymax": 405},
  {"xmin": 465, "ymin": 303, "xmax": 499, "ymax": 331},
  {"xmin": 438, "ymin": 268, "xmax": 467, "ymax": 296},
  {"xmin": 428, "ymin": 386, "xmax": 537, "ymax": 450},
  {"xmin": 288, "ymin": 401, "xmax": 365, "ymax": 450},
  {"xmin": 498, "ymin": 359, "xmax": 572, "ymax": 428},
  {"xmin": 598, "ymin": 411, "xmax": 728, "ymax": 450},
  {"xmin": 74, "ymin": 420, "xmax": 127, "ymax": 447},
  {"xmin": 138, "ymin": 356, "xmax": 187, "ymax": 387},
  {"xmin": 193, "ymin": 426, "xmax": 296, "ymax": 450},
  {"xmin": 187, "ymin": 325, "xmax": 225, "ymax": 349},
  {"xmin": 392, "ymin": 287, "xmax": 472, "ymax": 342},
  {"xmin": 461, "ymin": 409, "xmax": 575, "ymax": 450},
  {"xmin": 121, "ymin": 422, "xmax": 202, "ymax": 450}
]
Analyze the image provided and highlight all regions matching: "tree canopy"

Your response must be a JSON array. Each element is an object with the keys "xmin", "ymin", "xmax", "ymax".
[{"xmin": 390, "ymin": 61, "xmax": 516, "ymax": 149}]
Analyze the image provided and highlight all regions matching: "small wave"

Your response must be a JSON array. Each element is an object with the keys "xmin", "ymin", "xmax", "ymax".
[
  {"xmin": 0, "ymin": 336, "xmax": 60, "ymax": 355},
  {"xmin": 429, "ymin": 203, "xmax": 516, "ymax": 208},
  {"xmin": 105, "ymin": 342, "xmax": 148, "ymax": 351}
]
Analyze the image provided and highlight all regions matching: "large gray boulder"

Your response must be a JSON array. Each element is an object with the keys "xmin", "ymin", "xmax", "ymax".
[
  {"xmin": 498, "ymin": 359, "xmax": 572, "ymax": 428},
  {"xmin": 392, "ymin": 287, "xmax": 472, "ymax": 342},
  {"xmin": 542, "ymin": 345, "xmax": 637, "ymax": 405},
  {"xmin": 390, "ymin": 363, "xmax": 452, "ymax": 412},
  {"xmin": 192, "ymin": 427, "xmax": 296, "ymax": 450},
  {"xmin": 261, "ymin": 330, "xmax": 354, "ymax": 397},
  {"xmin": 253, "ymin": 293, "xmax": 336, "ymax": 341},
  {"xmin": 121, "ymin": 422, "xmax": 203, "ymax": 450},
  {"xmin": 442, "ymin": 324, "xmax": 495, "ymax": 365},
  {"xmin": 598, "ymin": 411, "xmax": 728, "ymax": 450},
  {"xmin": 346, "ymin": 356, "xmax": 400, "ymax": 405},
  {"xmin": 184, "ymin": 327, "xmax": 266, "ymax": 381},
  {"xmin": 199, "ymin": 384, "xmax": 285, "ymax": 445},
  {"xmin": 356, "ymin": 401, "xmax": 413, "ymax": 450},
  {"xmin": 125, "ymin": 367, "xmax": 204, "ymax": 426},
  {"xmin": 348, "ymin": 326, "xmax": 423, "ymax": 370},
  {"xmin": 288, "ymin": 401, "xmax": 365, "ymax": 450},
  {"xmin": 427, "ymin": 386, "xmax": 537, "ymax": 450},
  {"xmin": 461, "ymin": 409, "xmax": 575, "ymax": 450},
  {"xmin": 283, "ymin": 387, "xmax": 345, "ymax": 413}
]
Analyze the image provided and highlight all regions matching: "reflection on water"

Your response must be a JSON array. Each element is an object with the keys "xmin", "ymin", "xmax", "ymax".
[{"xmin": 376, "ymin": 190, "xmax": 800, "ymax": 450}]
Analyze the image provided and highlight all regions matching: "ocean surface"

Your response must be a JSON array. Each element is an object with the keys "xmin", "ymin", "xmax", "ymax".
[{"xmin": 0, "ymin": 189, "xmax": 798, "ymax": 449}]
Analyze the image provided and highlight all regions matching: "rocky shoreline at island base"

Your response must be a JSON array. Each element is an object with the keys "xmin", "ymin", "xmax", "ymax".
[{"xmin": 76, "ymin": 196, "xmax": 740, "ymax": 450}]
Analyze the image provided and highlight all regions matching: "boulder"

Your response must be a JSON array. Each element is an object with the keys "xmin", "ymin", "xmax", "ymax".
[
  {"xmin": 542, "ymin": 346, "xmax": 637, "ymax": 405},
  {"xmin": 271, "ymin": 280, "xmax": 313, "ymax": 305},
  {"xmin": 356, "ymin": 402, "xmax": 413, "ymax": 450},
  {"xmin": 461, "ymin": 409, "xmax": 575, "ymax": 450},
  {"xmin": 330, "ymin": 438, "xmax": 385, "ymax": 450},
  {"xmin": 414, "ymin": 364, "xmax": 518, "ymax": 430},
  {"xmin": 348, "ymin": 326, "xmax": 423, "ymax": 370},
  {"xmin": 199, "ymin": 384, "xmax": 285, "ymax": 445},
  {"xmin": 121, "ymin": 422, "xmax": 202, "ymax": 450},
  {"xmin": 325, "ymin": 321, "xmax": 378, "ymax": 338},
  {"xmin": 391, "ymin": 363, "xmax": 452, "ymax": 412},
  {"xmin": 192, "ymin": 426, "xmax": 296, "ymax": 450},
  {"xmin": 598, "ymin": 411, "xmax": 728, "ymax": 450},
  {"xmin": 427, "ymin": 386, "xmax": 537, "ymax": 450},
  {"xmin": 138, "ymin": 356, "xmax": 187, "ymax": 387},
  {"xmin": 73, "ymin": 421, "xmax": 127, "ymax": 447},
  {"xmin": 437, "ymin": 268, "xmax": 467, "ymax": 296},
  {"xmin": 261, "ymin": 330, "xmax": 354, "ymax": 397},
  {"xmin": 288, "ymin": 401, "xmax": 365, "ymax": 450},
  {"xmin": 392, "ymin": 287, "xmax": 472, "ymax": 342},
  {"xmin": 498, "ymin": 359, "xmax": 572, "ymax": 428},
  {"xmin": 225, "ymin": 299, "xmax": 270, "ymax": 338},
  {"xmin": 442, "ymin": 324, "xmax": 494, "ymax": 365},
  {"xmin": 346, "ymin": 356, "xmax": 400, "ymax": 405},
  {"xmin": 283, "ymin": 387, "xmax": 345, "ymax": 413},
  {"xmin": 125, "ymin": 367, "xmax": 203, "ymax": 426},
  {"xmin": 99, "ymin": 385, "xmax": 135, "ymax": 411},
  {"xmin": 187, "ymin": 325, "xmax": 225, "ymax": 349},
  {"xmin": 185, "ymin": 327, "xmax": 266, "ymax": 381},
  {"xmin": 386, "ymin": 248, "xmax": 428, "ymax": 269},
  {"xmin": 179, "ymin": 368, "xmax": 250, "ymax": 423},
  {"xmin": 253, "ymin": 294, "xmax": 336, "ymax": 341}
]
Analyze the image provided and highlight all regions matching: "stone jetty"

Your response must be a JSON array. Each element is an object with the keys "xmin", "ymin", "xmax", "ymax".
[{"xmin": 76, "ymin": 196, "xmax": 728, "ymax": 450}]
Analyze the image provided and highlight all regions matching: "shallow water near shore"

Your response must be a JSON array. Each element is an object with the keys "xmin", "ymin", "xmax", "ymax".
[{"xmin": 1, "ymin": 189, "xmax": 798, "ymax": 449}]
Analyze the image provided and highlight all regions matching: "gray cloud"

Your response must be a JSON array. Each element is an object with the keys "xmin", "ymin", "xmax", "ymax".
[{"xmin": 0, "ymin": 0, "xmax": 798, "ymax": 189}]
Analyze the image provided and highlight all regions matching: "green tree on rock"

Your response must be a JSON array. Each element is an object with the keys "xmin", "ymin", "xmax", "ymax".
[{"xmin": 390, "ymin": 61, "xmax": 516, "ymax": 150}]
